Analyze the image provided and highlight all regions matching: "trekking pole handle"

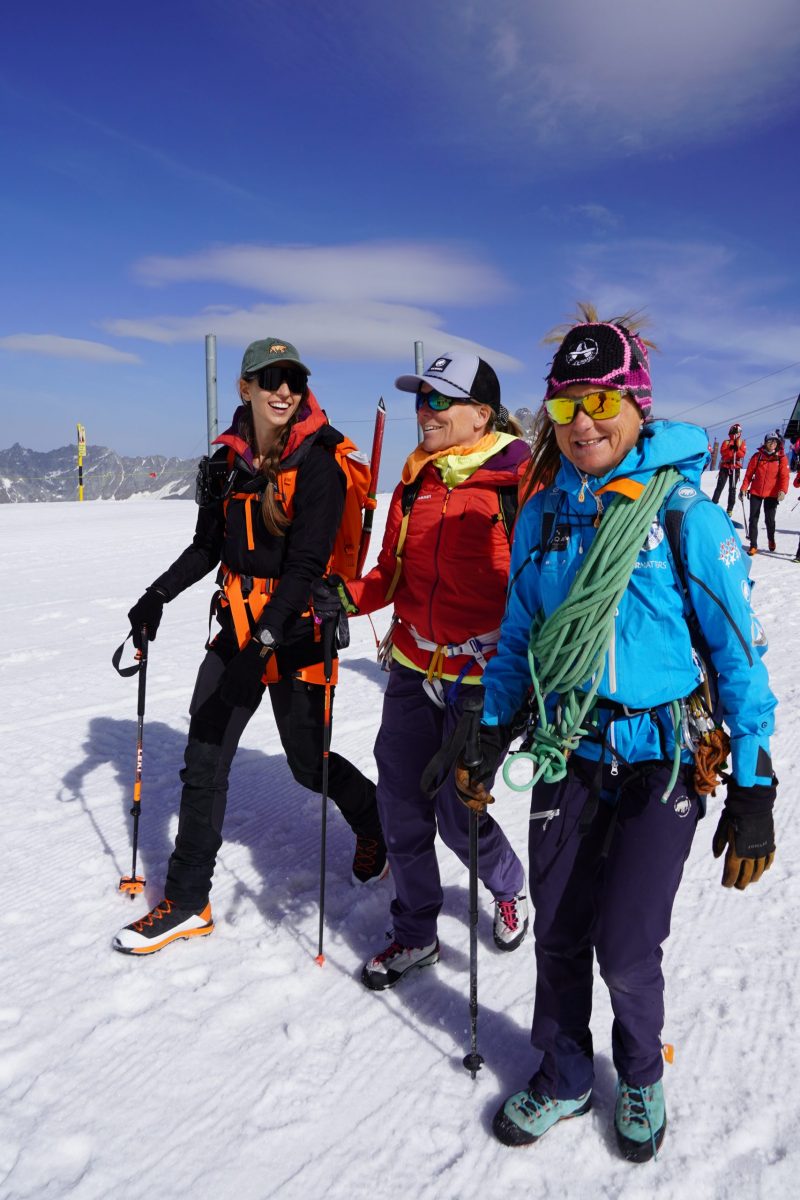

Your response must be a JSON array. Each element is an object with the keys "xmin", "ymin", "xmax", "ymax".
[
  {"xmin": 322, "ymin": 616, "xmax": 336, "ymax": 685},
  {"xmin": 463, "ymin": 711, "xmax": 481, "ymax": 772}
]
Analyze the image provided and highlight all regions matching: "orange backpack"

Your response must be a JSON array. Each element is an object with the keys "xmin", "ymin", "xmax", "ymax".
[{"xmin": 275, "ymin": 435, "xmax": 373, "ymax": 581}]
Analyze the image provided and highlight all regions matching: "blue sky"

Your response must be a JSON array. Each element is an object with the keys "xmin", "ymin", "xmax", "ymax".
[{"xmin": 2, "ymin": 0, "xmax": 799, "ymax": 482}]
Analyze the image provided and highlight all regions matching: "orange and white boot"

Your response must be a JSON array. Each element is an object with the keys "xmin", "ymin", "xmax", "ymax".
[{"xmin": 113, "ymin": 898, "xmax": 214, "ymax": 956}]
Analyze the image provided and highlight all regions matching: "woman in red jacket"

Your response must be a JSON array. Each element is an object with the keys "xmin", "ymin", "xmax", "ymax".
[
  {"xmin": 712, "ymin": 423, "xmax": 746, "ymax": 514},
  {"xmin": 740, "ymin": 433, "xmax": 790, "ymax": 554},
  {"xmin": 318, "ymin": 352, "xmax": 530, "ymax": 989}
]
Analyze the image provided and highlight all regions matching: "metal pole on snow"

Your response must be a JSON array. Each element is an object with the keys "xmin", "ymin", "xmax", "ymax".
[
  {"xmin": 205, "ymin": 335, "xmax": 218, "ymax": 454},
  {"xmin": 414, "ymin": 341, "xmax": 425, "ymax": 442}
]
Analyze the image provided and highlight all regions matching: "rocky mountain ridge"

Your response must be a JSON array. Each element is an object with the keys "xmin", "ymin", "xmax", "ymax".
[{"xmin": 0, "ymin": 443, "xmax": 200, "ymax": 502}]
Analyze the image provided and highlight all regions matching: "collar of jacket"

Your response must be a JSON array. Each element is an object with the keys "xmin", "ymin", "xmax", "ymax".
[
  {"xmin": 554, "ymin": 419, "xmax": 709, "ymax": 506},
  {"xmin": 213, "ymin": 389, "xmax": 331, "ymax": 473},
  {"xmin": 401, "ymin": 432, "xmax": 524, "ymax": 488}
]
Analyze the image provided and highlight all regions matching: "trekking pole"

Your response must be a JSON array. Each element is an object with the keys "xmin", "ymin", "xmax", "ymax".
[
  {"xmin": 462, "ymin": 710, "xmax": 485, "ymax": 1079},
  {"xmin": 315, "ymin": 618, "xmax": 337, "ymax": 966},
  {"xmin": 111, "ymin": 627, "xmax": 149, "ymax": 896},
  {"xmin": 740, "ymin": 493, "xmax": 748, "ymax": 531}
]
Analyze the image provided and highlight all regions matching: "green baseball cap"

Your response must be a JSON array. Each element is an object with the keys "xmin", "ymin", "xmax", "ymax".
[{"xmin": 240, "ymin": 338, "xmax": 311, "ymax": 377}]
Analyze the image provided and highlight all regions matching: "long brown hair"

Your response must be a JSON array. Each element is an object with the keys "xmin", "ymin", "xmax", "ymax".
[
  {"xmin": 237, "ymin": 394, "xmax": 298, "ymax": 536},
  {"xmin": 519, "ymin": 303, "xmax": 658, "ymax": 503}
]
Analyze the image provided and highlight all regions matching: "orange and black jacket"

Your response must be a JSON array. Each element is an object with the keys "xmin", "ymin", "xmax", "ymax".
[{"xmin": 151, "ymin": 392, "xmax": 346, "ymax": 646}]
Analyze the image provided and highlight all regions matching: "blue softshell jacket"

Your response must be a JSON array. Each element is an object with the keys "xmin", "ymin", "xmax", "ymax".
[{"xmin": 482, "ymin": 421, "xmax": 776, "ymax": 789}]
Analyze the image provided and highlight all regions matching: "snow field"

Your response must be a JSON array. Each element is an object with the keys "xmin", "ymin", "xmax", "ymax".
[{"xmin": 0, "ymin": 478, "xmax": 798, "ymax": 1199}]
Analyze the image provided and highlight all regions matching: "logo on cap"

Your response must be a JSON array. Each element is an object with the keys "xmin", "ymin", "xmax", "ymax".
[
  {"xmin": 427, "ymin": 357, "xmax": 451, "ymax": 374},
  {"xmin": 270, "ymin": 344, "xmax": 287, "ymax": 355},
  {"xmin": 566, "ymin": 338, "xmax": 599, "ymax": 366}
]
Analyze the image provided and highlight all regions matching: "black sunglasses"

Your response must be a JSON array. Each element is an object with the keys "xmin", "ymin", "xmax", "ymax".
[{"xmin": 251, "ymin": 364, "xmax": 308, "ymax": 394}]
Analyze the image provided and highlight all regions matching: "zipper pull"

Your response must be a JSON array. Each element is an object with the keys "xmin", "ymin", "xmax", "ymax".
[{"xmin": 610, "ymin": 755, "xmax": 619, "ymax": 777}]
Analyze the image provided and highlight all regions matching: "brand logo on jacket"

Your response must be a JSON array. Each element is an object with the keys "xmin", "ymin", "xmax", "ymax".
[
  {"xmin": 678, "ymin": 486, "xmax": 696, "ymax": 498},
  {"xmin": 566, "ymin": 338, "xmax": 598, "ymax": 366},
  {"xmin": 674, "ymin": 795, "xmax": 692, "ymax": 818},
  {"xmin": 550, "ymin": 525, "xmax": 570, "ymax": 551},
  {"xmin": 718, "ymin": 536, "xmax": 740, "ymax": 567}
]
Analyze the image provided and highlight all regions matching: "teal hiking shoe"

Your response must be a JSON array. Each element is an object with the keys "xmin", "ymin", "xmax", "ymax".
[
  {"xmin": 615, "ymin": 1079, "xmax": 667, "ymax": 1162},
  {"xmin": 493, "ymin": 1087, "xmax": 592, "ymax": 1147}
]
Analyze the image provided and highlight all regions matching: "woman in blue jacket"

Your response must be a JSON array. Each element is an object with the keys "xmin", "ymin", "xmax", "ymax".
[{"xmin": 460, "ymin": 308, "xmax": 778, "ymax": 1162}]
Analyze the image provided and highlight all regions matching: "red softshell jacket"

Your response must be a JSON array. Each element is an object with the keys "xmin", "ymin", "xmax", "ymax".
[
  {"xmin": 742, "ymin": 446, "xmax": 790, "ymax": 498},
  {"xmin": 347, "ymin": 440, "xmax": 530, "ymax": 679},
  {"xmin": 719, "ymin": 436, "xmax": 746, "ymax": 469}
]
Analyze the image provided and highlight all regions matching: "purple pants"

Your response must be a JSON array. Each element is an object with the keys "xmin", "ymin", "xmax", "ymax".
[
  {"xmin": 527, "ymin": 759, "xmax": 700, "ymax": 1097},
  {"xmin": 374, "ymin": 664, "xmax": 525, "ymax": 946}
]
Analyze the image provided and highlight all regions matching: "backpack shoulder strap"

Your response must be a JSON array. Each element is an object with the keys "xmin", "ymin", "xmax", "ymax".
[
  {"xmin": 538, "ymin": 487, "xmax": 563, "ymax": 555},
  {"xmin": 497, "ymin": 483, "xmax": 519, "ymax": 541},
  {"xmin": 662, "ymin": 478, "xmax": 710, "ymax": 595},
  {"xmin": 384, "ymin": 478, "xmax": 424, "ymax": 602}
]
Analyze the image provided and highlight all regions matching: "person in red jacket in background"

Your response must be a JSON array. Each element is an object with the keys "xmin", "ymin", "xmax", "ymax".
[
  {"xmin": 793, "ymin": 466, "xmax": 800, "ymax": 562},
  {"xmin": 740, "ymin": 433, "xmax": 790, "ymax": 555},
  {"xmin": 315, "ymin": 351, "xmax": 531, "ymax": 990},
  {"xmin": 712, "ymin": 422, "xmax": 746, "ymax": 515}
]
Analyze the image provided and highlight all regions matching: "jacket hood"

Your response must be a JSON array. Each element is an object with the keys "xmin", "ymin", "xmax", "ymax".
[
  {"xmin": 402, "ymin": 432, "xmax": 530, "ymax": 488},
  {"xmin": 555, "ymin": 420, "xmax": 709, "ymax": 497}
]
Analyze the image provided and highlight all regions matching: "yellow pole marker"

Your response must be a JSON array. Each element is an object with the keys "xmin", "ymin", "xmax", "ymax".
[{"xmin": 76, "ymin": 423, "xmax": 86, "ymax": 501}]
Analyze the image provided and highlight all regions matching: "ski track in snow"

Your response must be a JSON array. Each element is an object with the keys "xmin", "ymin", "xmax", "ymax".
[{"xmin": 1, "ymin": 478, "xmax": 798, "ymax": 1200}]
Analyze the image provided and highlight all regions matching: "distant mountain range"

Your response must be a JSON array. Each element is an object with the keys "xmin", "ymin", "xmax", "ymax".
[{"xmin": 0, "ymin": 443, "xmax": 200, "ymax": 503}]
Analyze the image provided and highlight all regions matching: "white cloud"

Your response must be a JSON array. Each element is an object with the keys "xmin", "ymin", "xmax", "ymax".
[
  {"xmin": 455, "ymin": 0, "xmax": 800, "ymax": 156},
  {"xmin": 0, "ymin": 334, "xmax": 140, "ymax": 364},
  {"xmin": 103, "ymin": 299, "xmax": 522, "ymax": 371},
  {"xmin": 555, "ymin": 235, "xmax": 800, "ymax": 429},
  {"xmin": 134, "ymin": 241, "xmax": 513, "ymax": 305}
]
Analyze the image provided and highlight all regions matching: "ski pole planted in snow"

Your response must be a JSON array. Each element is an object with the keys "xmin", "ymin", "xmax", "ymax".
[
  {"xmin": 315, "ymin": 618, "xmax": 337, "ymax": 966},
  {"xmin": 462, "ymin": 711, "xmax": 485, "ymax": 1079},
  {"xmin": 111, "ymin": 628, "xmax": 149, "ymax": 896}
]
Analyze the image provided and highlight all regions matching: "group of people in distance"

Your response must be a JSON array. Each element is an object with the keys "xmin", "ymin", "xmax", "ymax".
[
  {"xmin": 113, "ymin": 308, "xmax": 779, "ymax": 1164},
  {"xmin": 712, "ymin": 422, "xmax": 799, "ymax": 559}
]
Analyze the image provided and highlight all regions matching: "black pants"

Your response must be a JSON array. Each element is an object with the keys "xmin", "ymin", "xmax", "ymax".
[
  {"xmin": 711, "ymin": 467, "xmax": 740, "ymax": 511},
  {"xmin": 747, "ymin": 494, "xmax": 778, "ymax": 549},
  {"xmin": 165, "ymin": 634, "xmax": 382, "ymax": 909}
]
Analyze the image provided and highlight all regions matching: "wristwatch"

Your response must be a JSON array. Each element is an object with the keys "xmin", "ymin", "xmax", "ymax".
[{"xmin": 256, "ymin": 627, "xmax": 276, "ymax": 658}]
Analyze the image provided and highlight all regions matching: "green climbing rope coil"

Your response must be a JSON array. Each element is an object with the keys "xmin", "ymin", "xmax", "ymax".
[{"xmin": 503, "ymin": 467, "xmax": 683, "ymax": 799}]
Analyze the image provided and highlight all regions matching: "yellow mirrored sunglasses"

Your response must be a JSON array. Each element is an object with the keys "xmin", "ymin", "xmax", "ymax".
[{"xmin": 544, "ymin": 389, "xmax": 624, "ymax": 425}]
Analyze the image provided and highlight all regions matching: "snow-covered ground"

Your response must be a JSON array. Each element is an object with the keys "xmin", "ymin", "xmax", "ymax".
[{"xmin": 2, "ymin": 478, "xmax": 798, "ymax": 1200}]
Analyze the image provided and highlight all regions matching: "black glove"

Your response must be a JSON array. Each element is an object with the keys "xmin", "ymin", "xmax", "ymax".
[
  {"xmin": 455, "ymin": 722, "xmax": 511, "ymax": 812},
  {"xmin": 219, "ymin": 640, "xmax": 272, "ymax": 712},
  {"xmin": 712, "ymin": 776, "xmax": 777, "ymax": 890},
  {"xmin": 311, "ymin": 574, "xmax": 357, "ymax": 618},
  {"xmin": 311, "ymin": 576, "xmax": 346, "ymax": 621},
  {"xmin": 128, "ymin": 586, "xmax": 168, "ymax": 650}
]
